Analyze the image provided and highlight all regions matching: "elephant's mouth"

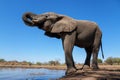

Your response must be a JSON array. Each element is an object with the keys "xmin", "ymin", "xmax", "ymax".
[{"xmin": 37, "ymin": 21, "xmax": 46, "ymax": 29}]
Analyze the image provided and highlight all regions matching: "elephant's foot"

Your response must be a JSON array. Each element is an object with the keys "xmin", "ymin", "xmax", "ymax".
[
  {"xmin": 81, "ymin": 65, "xmax": 91, "ymax": 71},
  {"xmin": 66, "ymin": 67, "xmax": 77, "ymax": 76},
  {"xmin": 91, "ymin": 64, "xmax": 99, "ymax": 70},
  {"xmin": 82, "ymin": 65, "xmax": 90, "ymax": 69}
]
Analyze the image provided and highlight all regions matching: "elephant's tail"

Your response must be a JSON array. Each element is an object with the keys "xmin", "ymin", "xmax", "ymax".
[{"xmin": 101, "ymin": 40, "xmax": 104, "ymax": 59}]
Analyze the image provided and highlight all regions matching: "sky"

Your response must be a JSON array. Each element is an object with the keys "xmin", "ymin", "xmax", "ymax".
[{"xmin": 0, "ymin": 0, "xmax": 120, "ymax": 63}]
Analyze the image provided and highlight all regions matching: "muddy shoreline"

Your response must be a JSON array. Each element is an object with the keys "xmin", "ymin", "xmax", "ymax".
[
  {"xmin": 60, "ymin": 69, "xmax": 120, "ymax": 80},
  {"xmin": 60, "ymin": 65, "xmax": 120, "ymax": 80}
]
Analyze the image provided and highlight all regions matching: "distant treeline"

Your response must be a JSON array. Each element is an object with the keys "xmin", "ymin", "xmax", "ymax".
[
  {"xmin": 0, "ymin": 57, "xmax": 120, "ymax": 66},
  {"xmin": 0, "ymin": 59, "xmax": 61, "ymax": 66},
  {"xmin": 104, "ymin": 57, "xmax": 120, "ymax": 65},
  {"xmin": 96, "ymin": 57, "xmax": 120, "ymax": 65}
]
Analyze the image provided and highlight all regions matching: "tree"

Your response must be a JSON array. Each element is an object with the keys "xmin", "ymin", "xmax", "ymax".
[
  {"xmin": 0, "ymin": 59, "xmax": 6, "ymax": 62},
  {"xmin": 21, "ymin": 61, "xmax": 31, "ymax": 65},
  {"xmin": 36, "ymin": 62, "xmax": 42, "ymax": 65},
  {"xmin": 105, "ymin": 57, "xmax": 113, "ymax": 65},
  {"xmin": 97, "ymin": 58, "xmax": 103, "ymax": 63},
  {"xmin": 49, "ymin": 60, "xmax": 55, "ymax": 66},
  {"xmin": 27, "ymin": 62, "xmax": 33, "ymax": 66},
  {"xmin": 48, "ymin": 60, "xmax": 60, "ymax": 66},
  {"xmin": 54, "ymin": 60, "xmax": 60, "ymax": 65},
  {"xmin": 113, "ymin": 57, "xmax": 120, "ymax": 65},
  {"xmin": 105, "ymin": 57, "xmax": 120, "ymax": 65}
]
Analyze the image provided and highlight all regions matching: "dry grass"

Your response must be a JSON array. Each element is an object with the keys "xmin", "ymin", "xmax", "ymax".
[{"xmin": 0, "ymin": 64, "xmax": 66, "ymax": 70}]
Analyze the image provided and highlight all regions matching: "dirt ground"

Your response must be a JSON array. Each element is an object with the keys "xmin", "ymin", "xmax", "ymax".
[{"xmin": 59, "ymin": 65, "xmax": 120, "ymax": 80}]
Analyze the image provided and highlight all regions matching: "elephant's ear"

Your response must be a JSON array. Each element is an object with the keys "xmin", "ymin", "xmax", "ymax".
[{"xmin": 51, "ymin": 18, "xmax": 77, "ymax": 33}]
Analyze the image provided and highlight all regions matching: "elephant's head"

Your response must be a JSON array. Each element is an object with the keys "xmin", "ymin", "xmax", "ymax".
[
  {"xmin": 22, "ymin": 12, "xmax": 48, "ymax": 27},
  {"xmin": 22, "ymin": 12, "xmax": 77, "ymax": 33}
]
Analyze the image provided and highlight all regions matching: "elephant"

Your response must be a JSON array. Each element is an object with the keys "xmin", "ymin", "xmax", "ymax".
[{"xmin": 22, "ymin": 12, "xmax": 104, "ymax": 75}]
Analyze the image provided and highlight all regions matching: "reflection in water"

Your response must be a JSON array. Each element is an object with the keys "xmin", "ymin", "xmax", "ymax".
[{"xmin": 0, "ymin": 68, "xmax": 65, "ymax": 80}]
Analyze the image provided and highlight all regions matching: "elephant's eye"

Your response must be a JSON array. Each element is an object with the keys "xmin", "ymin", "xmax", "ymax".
[{"xmin": 45, "ymin": 15, "xmax": 48, "ymax": 18}]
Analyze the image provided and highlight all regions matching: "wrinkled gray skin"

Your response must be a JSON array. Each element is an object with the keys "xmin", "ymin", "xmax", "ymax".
[{"xmin": 22, "ymin": 12, "xmax": 104, "ymax": 75}]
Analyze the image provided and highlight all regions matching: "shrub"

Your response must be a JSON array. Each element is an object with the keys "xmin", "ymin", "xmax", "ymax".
[
  {"xmin": 97, "ymin": 58, "xmax": 103, "ymax": 63},
  {"xmin": 0, "ymin": 59, "xmax": 6, "ymax": 62}
]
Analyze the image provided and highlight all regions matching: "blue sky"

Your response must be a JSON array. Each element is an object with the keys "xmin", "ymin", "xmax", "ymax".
[{"xmin": 0, "ymin": 0, "xmax": 120, "ymax": 63}]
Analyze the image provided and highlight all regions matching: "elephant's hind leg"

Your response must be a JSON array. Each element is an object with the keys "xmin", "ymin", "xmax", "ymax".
[
  {"xmin": 92, "ymin": 30, "xmax": 101, "ymax": 70},
  {"xmin": 92, "ymin": 47, "xmax": 99, "ymax": 70},
  {"xmin": 81, "ymin": 47, "xmax": 92, "ymax": 70}
]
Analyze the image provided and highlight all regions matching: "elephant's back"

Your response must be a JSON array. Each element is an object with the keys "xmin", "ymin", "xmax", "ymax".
[{"xmin": 76, "ymin": 20, "xmax": 97, "ymax": 27}]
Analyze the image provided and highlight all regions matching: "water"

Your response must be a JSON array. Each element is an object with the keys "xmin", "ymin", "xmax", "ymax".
[{"xmin": 0, "ymin": 68, "xmax": 65, "ymax": 80}]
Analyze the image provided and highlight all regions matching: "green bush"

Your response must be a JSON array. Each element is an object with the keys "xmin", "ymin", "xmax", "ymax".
[
  {"xmin": 105, "ymin": 57, "xmax": 120, "ymax": 65},
  {"xmin": 36, "ymin": 62, "xmax": 42, "ymax": 65},
  {"xmin": 0, "ymin": 59, "xmax": 5, "ymax": 62},
  {"xmin": 97, "ymin": 58, "xmax": 103, "ymax": 63}
]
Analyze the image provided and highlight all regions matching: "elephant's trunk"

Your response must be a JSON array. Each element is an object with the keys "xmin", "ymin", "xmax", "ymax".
[{"xmin": 22, "ymin": 12, "xmax": 37, "ymax": 26}]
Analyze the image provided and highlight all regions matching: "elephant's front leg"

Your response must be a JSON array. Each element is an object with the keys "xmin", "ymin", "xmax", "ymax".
[{"xmin": 62, "ymin": 31, "xmax": 77, "ymax": 75}]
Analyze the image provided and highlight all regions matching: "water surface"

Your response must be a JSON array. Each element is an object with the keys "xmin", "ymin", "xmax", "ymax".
[{"xmin": 0, "ymin": 68, "xmax": 65, "ymax": 80}]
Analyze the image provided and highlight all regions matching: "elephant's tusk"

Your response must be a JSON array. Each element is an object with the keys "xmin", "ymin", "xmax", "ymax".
[{"xmin": 32, "ymin": 20, "xmax": 39, "ymax": 23}]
